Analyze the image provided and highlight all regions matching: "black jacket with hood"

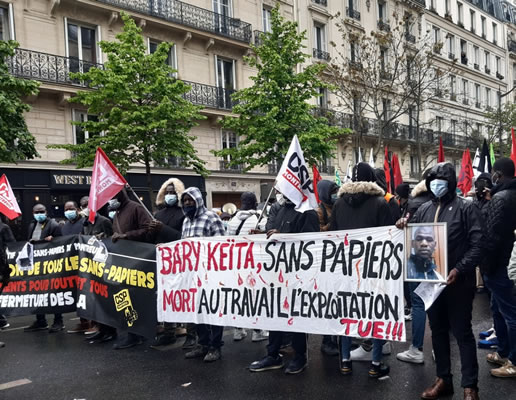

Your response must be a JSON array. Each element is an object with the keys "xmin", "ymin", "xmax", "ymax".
[
  {"xmin": 316, "ymin": 180, "xmax": 338, "ymax": 231},
  {"xmin": 483, "ymin": 178, "xmax": 516, "ymax": 274},
  {"xmin": 374, "ymin": 169, "xmax": 400, "ymax": 224},
  {"xmin": 330, "ymin": 181, "xmax": 392, "ymax": 230},
  {"xmin": 411, "ymin": 163, "xmax": 484, "ymax": 280},
  {"xmin": 406, "ymin": 180, "xmax": 433, "ymax": 221},
  {"xmin": 270, "ymin": 202, "xmax": 320, "ymax": 234},
  {"xmin": 154, "ymin": 177, "xmax": 185, "ymax": 237}
]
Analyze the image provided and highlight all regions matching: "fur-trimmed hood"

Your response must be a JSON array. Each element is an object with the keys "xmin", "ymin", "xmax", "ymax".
[
  {"xmin": 338, "ymin": 181, "xmax": 385, "ymax": 208},
  {"xmin": 411, "ymin": 180, "xmax": 428, "ymax": 198},
  {"xmin": 156, "ymin": 178, "xmax": 185, "ymax": 206}
]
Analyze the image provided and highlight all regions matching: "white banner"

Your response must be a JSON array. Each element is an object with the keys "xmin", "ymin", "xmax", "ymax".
[
  {"xmin": 274, "ymin": 135, "xmax": 318, "ymax": 212},
  {"xmin": 157, "ymin": 226, "xmax": 406, "ymax": 342}
]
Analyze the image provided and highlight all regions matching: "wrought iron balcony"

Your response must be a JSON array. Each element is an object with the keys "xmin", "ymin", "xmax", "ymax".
[
  {"xmin": 405, "ymin": 32, "xmax": 416, "ymax": 43},
  {"xmin": 346, "ymin": 7, "xmax": 361, "ymax": 21},
  {"xmin": 474, "ymin": 63, "xmax": 479, "ymax": 70},
  {"xmin": 312, "ymin": 0, "xmax": 327, "ymax": 6},
  {"xmin": 377, "ymin": 20, "xmax": 390, "ymax": 32},
  {"xmin": 475, "ymin": 102, "xmax": 481, "ymax": 108},
  {"xmin": 318, "ymin": 164, "xmax": 335, "ymax": 174},
  {"xmin": 183, "ymin": 81, "xmax": 236, "ymax": 110},
  {"xmin": 6, "ymin": 48, "xmax": 103, "ymax": 87},
  {"xmin": 485, "ymin": 66, "xmax": 491, "ymax": 74},
  {"xmin": 448, "ymin": 52, "xmax": 456, "ymax": 60},
  {"xmin": 313, "ymin": 48, "xmax": 330, "ymax": 61},
  {"xmin": 496, "ymin": 72, "xmax": 504, "ymax": 80},
  {"xmin": 219, "ymin": 160, "xmax": 243, "ymax": 172},
  {"xmin": 509, "ymin": 40, "xmax": 516, "ymax": 54},
  {"xmin": 95, "ymin": 0, "xmax": 252, "ymax": 43},
  {"xmin": 253, "ymin": 30, "xmax": 265, "ymax": 46},
  {"xmin": 268, "ymin": 163, "xmax": 280, "ymax": 175},
  {"xmin": 401, "ymin": 0, "xmax": 426, "ymax": 8}
]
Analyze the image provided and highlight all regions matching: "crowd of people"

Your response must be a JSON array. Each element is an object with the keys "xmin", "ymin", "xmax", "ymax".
[{"xmin": 1, "ymin": 158, "xmax": 516, "ymax": 400}]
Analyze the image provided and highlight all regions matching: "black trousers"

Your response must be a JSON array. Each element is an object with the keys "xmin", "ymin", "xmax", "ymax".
[
  {"xmin": 267, "ymin": 331, "xmax": 307, "ymax": 359},
  {"xmin": 427, "ymin": 277, "xmax": 478, "ymax": 389},
  {"xmin": 36, "ymin": 313, "xmax": 62, "ymax": 324},
  {"xmin": 197, "ymin": 324, "xmax": 223, "ymax": 350}
]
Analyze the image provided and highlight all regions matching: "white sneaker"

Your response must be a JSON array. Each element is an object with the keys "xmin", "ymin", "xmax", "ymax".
[
  {"xmin": 251, "ymin": 330, "xmax": 269, "ymax": 342},
  {"xmin": 396, "ymin": 345, "xmax": 424, "ymax": 364},
  {"xmin": 382, "ymin": 342, "xmax": 392, "ymax": 355},
  {"xmin": 233, "ymin": 328, "xmax": 247, "ymax": 341},
  {"xmin": 350, "ymin": 345, "xmax": 372, "ymax": 361}
]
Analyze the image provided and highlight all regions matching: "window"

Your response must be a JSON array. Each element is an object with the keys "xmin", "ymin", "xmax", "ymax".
[
  {"xmin": 485, "ymin": 51, "xmax": 490, "ymax": 73},
  {"xmin": 486, "ymin": 88, "xmax": 491, "ymax": 107},
  {"xmin": 463, "ymin": 120, "xmax": 468, "ymax": 136},
  {"xmin": 470, "ymin": 10, "xmax": 476, "ymax": 32},
  {"xmin": 0, "ymin": 4, "xmax": 13, "ymax": 41},
  {"xmin": 474, "ymin": 46, "xmax": 479, "ymax": 64},
  {"xmin": 216, "ymin": 56, "xmax": 235, "ymax": 109},
  {"xmin": 213, "ymin": 0, "xmax": 232, "ymax": 33},
  {"xmin": 462, "ymin": 79, "xmax": 468, "ymax": 97},
  {"xmin": 350, "ymin": 41, "xmax": 358, "ymax": 63},
  {"xmin": 492, "ymin": 23, "xmax": 497, "ymax": 44},
  {"xmin": 262, "ymin": 7, "xmax": 271, "ymax": 33},
  {"xmin": 316, "ymin": 87, "xmax": 328, "ymax": 109},
  {"xmin": 221, "ymin": 130, "xmax": 239, "ymax": 168},
  {"xmin": 475, "ymin": 84, "xmax": 480, "ymax": 105},
  {"xmin": 149, "ymin": 40, "xmax": 177, "ymax": 76},
  {"xmin": 450, "ymin": 119, "xmax": 457, "ymax": 135},
  {"xmin": 410, "ymin": 156, "xmax": 420, "ymax": 175},
  {"xmin": 66, "ymin": 21, "xmax": 98, "ymax": 73},
  {"xmin": 380, "ymin": 47, "xmax": 388, "ymax": 71},
  {"xmin": 432, "ymin": 26, "xmax": 440, "ymax": 44},
  {"xmin": 481, "ymin": 16, "xmax": 486, "ymax": 37},
  {"xmin": 448, "ymin": 34, "xmax": 455, "ymax": 56},
  {"xmin": 314, "ymin": 23, "xmax": 326, "ymax": 52},
  {"xmin": 457, "ymin": 2, "xmax": 463, "ymax": 25},
  {"xmin": 445, "ymin": 0, "xmax": 450, "ymax": 14},
  {"xmin": 436, "ymin": 116, "xmax": 443, "ymax": 132},
  {"xmin": 378, "ymin": 1, "xmax": 387, "ymax": 22},
  {"xmin": 476, "ymin": 123, "xmax": 482, "ymax": 135},
  {"xmin": 348, "ymin": 0, "xmax": 359, "ymax": 13},
  {"xmin": 72, "ymin": 110, "xmax": 100, "ymax": 145},
  {"xmin": 496, "ymin": 56, "xmax": 501, "ymax": 73},
  {"xmin": 460, "ymin": 39, "xmax": 467, "ymax": 63},
  {"xmin": 450, "ymin": 75, "xmax": 456, "ymax": 96},
  {"xmin": 382, "ymin": 98, "xmax": 391, "ymax": 121}
]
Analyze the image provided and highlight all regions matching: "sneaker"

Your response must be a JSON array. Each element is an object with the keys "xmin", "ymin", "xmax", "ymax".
[
  {"xmin": 350, "ymin": 345, "xmax": 372, "ymax": 361},
  {"xmin": 203, "ymin": 348, "xmax": 221, "ymax": 362},
  {"xmin": 67, "ymin": 322, "xmax": 90, "ymax": 334},
  {"xmin": 252, "ymin": 330, "xmax": 269, "ymax": 342},
  {"xmin": 321, "ymin": 342, "xmax": 340, "ymax": 356},
  {"xmin": 185, "ymin": 345, "xmax": 209, "ymax": 359},
  {"xmin": 49, "ymin": 321, "xmax": 64, "ymax": 333},
  {"xmin": 86, "ymin": 331, "xmax": 105, "ymax": 342},
  {"xmin": 382, "ymin": 342, "xmax": 392, "ymax": 355},
  {"xmin": 487, "ymin": 352, "xmax": 509, "ymax": 366},
  {"xmin": 396, "ymin": 345, "xmax": 424, "ymax": 364},
  {"xmin": 479, "ymin": 327, "xmax": 495, "ymax": 339},
  {"xmin": 24, "ymin": 321, "xmax": 48, "ymax": 332},
  {"xmin": 249, "ymin": 355, "xmax": 284, "ymax": 372},
  {"xmin": 284, "ymin": 357, "xmax": 307, "ymax": 374},
  {"xmin": 233, "ymin": 328, "xmax": 248, "ymax": 341},
  {"xmin": 491, "ymin": 360, "xmax": 516, "ymax": 378},
  {"xmin": 113, "ymin": 335, "xmax": 143, "ymax": 350},
  {"xmin": 478, "ymin": 332, "xmax": 498, "ymax": 349},
  {"xmin": 175, "ymin": 327, "xmax": 187, "ymax": 337},
  {"xmin": 404, "ymin": 307, "xmax": 412, "ymax": 321},
  {"xmin": 340, "ymin": 360, "xmax": 352, "ymax": 375},
  {"xmin": 84, "ymin": 326, "xmax": 99, "ymax": 335},
  {"xmin": 0, "ymin": 321, "xmax": 10, "ymax": 330},
  {"xmin": 182, "ymin": 335, "xmax": 197, "ymax": 350},
  {"xmin": 150, "ymin": 334, "xmax": 176, "ymax": 348},
  {"xmin": 368, "ymin": 362, "xmax": 390, "ymax": 378},
  {"xmin": 89, "ymin": 332, "xmax": 116, "ymax": 344}
]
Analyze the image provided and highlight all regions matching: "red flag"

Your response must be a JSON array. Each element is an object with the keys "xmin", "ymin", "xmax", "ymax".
[
  {"xmin": 438, "ymin": 137, "xmax": 445, "ymax": 163},
  {"xmin": 457, "ymin": 149, "xmax": 473, "ymax": 195},
  {"xmin": 391, "ymin": 153, "xmax": 403, "ymax": 189},
  {"xmin": 312, "ymin": 165, "xmax": 322, "ymax": 203},
  {"xmin": 383, "ymin": 147, "xmax": 391, "ymax": 193},
  {"xmin": 88, "ymin": 148, "xmax": 127, "ymax": 223},
  {"xmin": 511, "ymin": 128, "xmax": 516, "ymax": 176},
  {"xmin": 0, "ymin": 174, "xmax": 21, "ymax": 220}
]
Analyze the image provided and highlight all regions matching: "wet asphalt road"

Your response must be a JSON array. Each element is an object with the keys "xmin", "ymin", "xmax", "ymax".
[{"xmin": 0, "ymin": 292, "xmax": 514, "ymax": 400}]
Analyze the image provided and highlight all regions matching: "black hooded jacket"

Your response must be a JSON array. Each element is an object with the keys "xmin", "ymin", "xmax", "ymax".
[
  {"xmin": 269, "ymin": 203, "xmax": 320, "ymax": 234},
  {"xmin": 411, "ymin": 163, "xmax": 484, "ymax": 279},
  {"xmin": 483, "ymin": 178, "xmax": 516, "ymax": 274},
  {"xmin": 374, "ymin": 169, "xmax": 401, "ymax": 224},
  {"xmin": 112, "ymin": 190, "xmax": 152, "ymax": 242},
  {"xmin": 330, "ymin": 181, "xmax": 392, "ymax": 230}
]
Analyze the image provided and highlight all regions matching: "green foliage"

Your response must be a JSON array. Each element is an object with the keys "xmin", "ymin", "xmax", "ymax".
[
  {"xmin": 214, "ymin": 6, "xmax": 344, "ymax": 169},
  {"xmin": 485, "ymin": 102, "xmax": 515, "ymax": 156},
  {"xmin": 0, "ymin": 40, "xmax": 40, "ymax": 162},
  {"xmin": 49, "ymin": 12, "xmax": 207, "ymax": 176}
]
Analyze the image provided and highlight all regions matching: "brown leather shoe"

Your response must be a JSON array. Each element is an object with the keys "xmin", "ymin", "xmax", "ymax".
[
  {"xmin": 421, "ymin": 378, "xmax": 454, "ymax": 399},
  {"xmin": 464, "ymin": 388, "xmax": 479, "ymax": 400}
]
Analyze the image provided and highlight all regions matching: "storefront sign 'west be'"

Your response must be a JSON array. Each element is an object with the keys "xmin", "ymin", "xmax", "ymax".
[{"xmin": 52, "ymin": 174, "xmax": 92, "ymax": 186}]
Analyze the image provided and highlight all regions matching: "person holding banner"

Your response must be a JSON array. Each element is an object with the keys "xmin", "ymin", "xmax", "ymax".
[
  {"xmin": 181, "ymin": 187, "xmax": 226, "ymax": 362},
  {"xmin": 249, "ymin": 194, "xmax": 319, "ymax": 375},
  {"xmin": 330, "ymin": 162, "xmax": 392, "ymax": 379},
  {"xmin": 62, "ymin": 201, "xmax": 86, "ymax": 236},
  {"xmin": 397, "ymin": 162, "xmax": 484, "ymax": 400},
  {"xmin": 24, "ymin": 204, "xmax": 64, "ymax": 333}
]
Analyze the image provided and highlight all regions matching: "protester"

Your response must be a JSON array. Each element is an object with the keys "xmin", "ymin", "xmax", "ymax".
[
  {"xmin": 249, "ymin": 193, "xmax": 319, "ymax": 374},
  {"xmin": 406, "ymin": 172, "xmax": 433, "ymax": 219},
  {"xmin": 0, "ymin": 216, "xmax": 15, "ymax": 331},
  {"xmin": 152, "ymin": 178, "xmax": 186, "ymax": 348},
  {"xmin": 79, "ymin": 196, "xmax": 90, "ymax": 218},
  {"xmin": 61, "ymin": 201, "xmax": 85, "ymax": 235},
  {"xmin": 373, "ymin": 168, "xmax": 400, "ymax": 223},
  {"xmin": 315, "ymin": 180, "xmax": 339, "ymax": 356},
  {"xmin": 24, "ymin": 204, "xmax": 63, "ymax": 333},
  {"xmin": 227, "ymin": 192, "xmax": 268, "ymax": 343},
  {"xmin": 397, "ymin": 162, "xmax": 484, "ymax": 400},
  {"xmin": 181, "ymin": 187, "xmax": 226, "ymax": 362},
  {"xmin": 330, "ymin": 162, "xmax": 392, "ymax": 378},
  {"xmin": 482, "ymin": 158, "xmax": 516, "ymax": 378},
  {"xmin": 265, "ymin": 191, "xmax": 283, "ymax": 232},
  {"xmin": 220, "ymin": 212, "xmax": 231, "ymax": 232},
  {"xmin": 110, "ymin": 189, "xmax": 153, "ymax": 349},
  {"xmin": 395, "ymin": 183, "xmax": 410, "ymax": 218}
]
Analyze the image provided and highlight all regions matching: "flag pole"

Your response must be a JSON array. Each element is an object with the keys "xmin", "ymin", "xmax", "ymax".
[
  {"xmin": 254, "ymin": 183, "xmax": 276, "ymax": 231},
  {"xmin": 125, "ymin": 184, "xmax": 155, "ymax": 220}
]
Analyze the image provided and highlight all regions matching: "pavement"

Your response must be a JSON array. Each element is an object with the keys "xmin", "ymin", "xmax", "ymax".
[{"xmin": 0, "ymin": 292, "xmax": 514, "ymax": 400}]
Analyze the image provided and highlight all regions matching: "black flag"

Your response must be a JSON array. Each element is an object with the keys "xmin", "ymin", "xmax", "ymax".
[{"xmin": 477, "ymin": 139, "xmax": 492, "ymax": 173}]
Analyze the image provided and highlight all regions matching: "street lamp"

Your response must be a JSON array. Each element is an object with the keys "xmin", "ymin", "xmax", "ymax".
[{"xmin": 497, "ymin": 85, "xmax": 516, "ymax": 157}]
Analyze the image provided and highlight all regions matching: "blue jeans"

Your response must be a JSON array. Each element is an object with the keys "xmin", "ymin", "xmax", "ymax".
[
  {"xmin": 341, "ymin": 337, "xmax": 385, "ymax": 362},
  {"xmin": 409, "ymin": 282, "xmax": 426, "ymax": 349},
  {"xmin": 484, "ymin": 268, "xmax": 516, "ymax": 365}
]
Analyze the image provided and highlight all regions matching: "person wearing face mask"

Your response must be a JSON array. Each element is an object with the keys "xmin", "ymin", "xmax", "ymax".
[
  {"xmin": 24, "ymin": 204, "xmax": 63, "ymax": 333},
  {"xmin": 61, "ymin": 201, "xmax": 85, "ymax": 236},
  {"xmin": 180, "ymin": 187, "xmax": 226, "ymax": 362},
  {"xmin": 396, "ymin": 162, "xmax": 484, "ymax": 400},
  {"xmin": 79, "ymin": 196, "xmax": 89, "ymax": 218}
]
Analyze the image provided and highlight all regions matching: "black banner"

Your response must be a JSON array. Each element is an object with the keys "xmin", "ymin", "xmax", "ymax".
[{"xmin": 0, "ymin": 235, "xmax": 157, "ymax": 338}]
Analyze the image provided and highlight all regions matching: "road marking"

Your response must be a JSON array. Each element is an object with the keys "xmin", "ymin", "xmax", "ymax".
[
  {"xmin": 0, "ymin": 379, "xmax": 32, "ymax": 391},
  {"xmin": 1, "ymin": 317, "xmax": 79, "ymax": 332}
]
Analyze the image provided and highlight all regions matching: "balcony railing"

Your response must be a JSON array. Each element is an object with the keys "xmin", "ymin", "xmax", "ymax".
[
  {"xmin": 312, "ymin": 0, "xmax": 327, "ymax": 6},
  {"xmin": 183, "ymin": 81, "xmax": 236, "ymax": 110},
  {"xmin": 313, "ymin": 48, "xmax": 330, "ymax": 61},
  {"xmin": 318, "ymin": 164, "xmax": 335, "ymax": 174},
  {"xmin": 346, "ymin": 7, "xmax": 361, "ymax": 21},
  {"xmin": 401, "ymin": 0, "xmax": 426, "ymax": 8},
  {"xmin": 219, "ymin": 160, "xmax": 243, "ymax": 172},
  {"xmin": 6, "ymin": 48, "xmax": 103, "ymax": 87},
  {"xmin": 95, "ymin": 0, "xmax": 252, "ymax": 43},
  {"xmin": 378, "ymin": 20, "xmax": 391, "ymax": 32},
  {"xmin": 253, "ymin": 30, "xmax": 265, "ymax": 46},
  {"xmin": 509, "ymin": 40, "xmax": 516, "ymax": 54}
]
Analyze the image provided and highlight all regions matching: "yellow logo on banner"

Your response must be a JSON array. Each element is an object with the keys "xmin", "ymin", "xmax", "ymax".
[{"xmin": 113, "ymin": 289, "xmax": 138, "ymax": 327}]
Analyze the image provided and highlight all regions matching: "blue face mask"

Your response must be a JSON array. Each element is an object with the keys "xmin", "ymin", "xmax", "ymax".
[
  {"xmin": 430, "ymin": 179, "xmax": 449, "ymax": 198},
  {"xmin": 64, "ymin": 210, "xmax": 77, "ymax": 221},
  {"xmin": 165, "ymin": 194, "xmax": 178, "ymax": 206},
  {"xmin": 108, "ymin": 211, "xmax": 116, "ymax": 220},
  {"xmin": 183, "ymin": 205, "xmax": 196, "ymax": 219},
  {"xmin": 330, "ymin": 193, "xmax": 338, "ymax": 204},
  {"xmin": 34, "ymin": 213, "xmax": 47, "ymax": 223}
]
